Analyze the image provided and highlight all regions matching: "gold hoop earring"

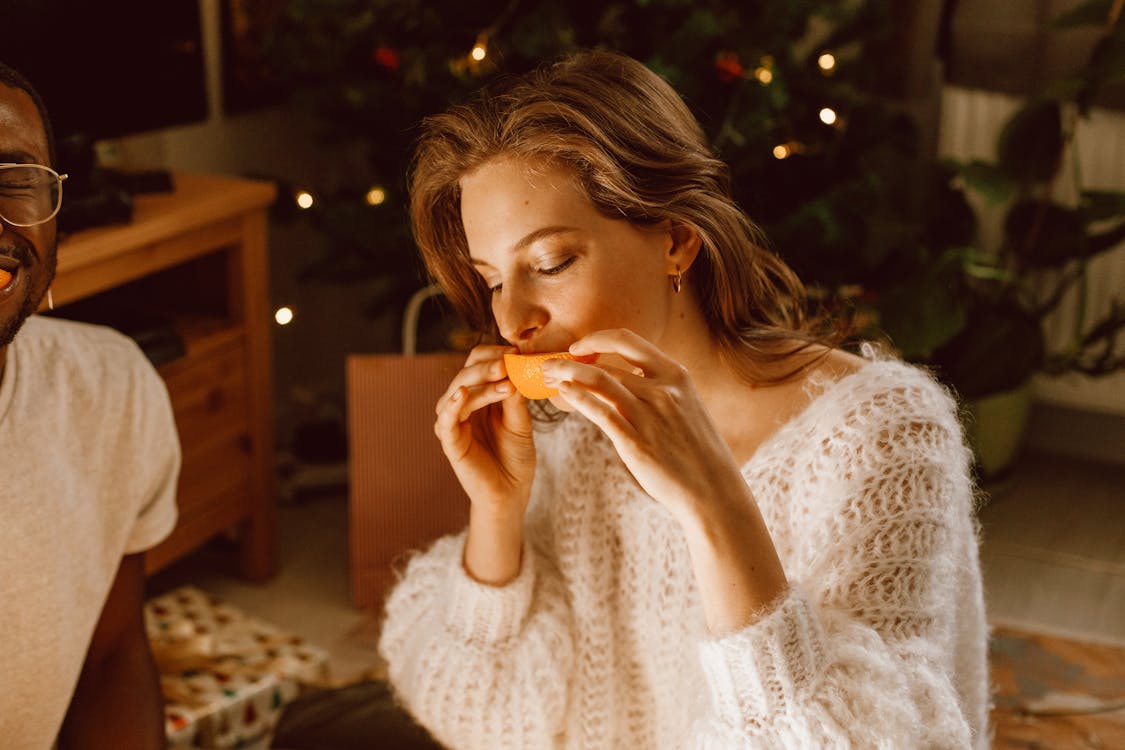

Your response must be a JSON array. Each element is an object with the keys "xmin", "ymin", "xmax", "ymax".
[
  {"xmin": 671, "ymin": 265, "xmax": 682, "ymax": 294},
  {"xmin": 47, "ymin": 288, "xmax": 54, "ymax": 311}
]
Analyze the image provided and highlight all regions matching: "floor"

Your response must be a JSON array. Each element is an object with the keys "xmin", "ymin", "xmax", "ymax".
[
  {"xmin": 978, "ymin": 453, "xmax": 1125, "ymax": 645},
  {"xmin": 147, "ymin": 448, "xmax": 1125, "ymax": 741}
]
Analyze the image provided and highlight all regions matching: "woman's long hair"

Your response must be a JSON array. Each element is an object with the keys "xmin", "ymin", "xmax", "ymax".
[{"xmin": 410, "ymin": 49, "xmax": 845, "ymax": 383}]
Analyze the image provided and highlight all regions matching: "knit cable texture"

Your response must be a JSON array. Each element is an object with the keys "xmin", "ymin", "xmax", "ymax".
[{"xmin": 378, "ymin": 358, "xmax": 990, "ymax": 749}]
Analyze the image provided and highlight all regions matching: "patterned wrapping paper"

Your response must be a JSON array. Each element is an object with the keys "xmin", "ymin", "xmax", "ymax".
[{"xmin": 145, "ymin": 586, "xmax": 330, "ymax": 749}]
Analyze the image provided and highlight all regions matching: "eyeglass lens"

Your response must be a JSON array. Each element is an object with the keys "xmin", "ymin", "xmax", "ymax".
[{"xmin": 0, "ymin": 165, "xmax": 63, "ymax": 227}]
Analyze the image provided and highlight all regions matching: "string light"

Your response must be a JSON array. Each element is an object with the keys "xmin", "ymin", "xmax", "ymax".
[
  {"xmin": 365, "ymin": 187, "xmax": 387, "ymax": 206},
  {"xmin": 819, "ymin": 107, "xmax": 838, "ymax": 125},
  {"xmin": 772, "ymin": 141, "xmax": 805, "ymax": 159},
  {"xmin": 274, "ymin": 306, "xmax": 295, "ymax": 326},
  {"xmin": 817, "ymin": 53, "xmax": 836, "ymax": 72},
  {"xmin": 295, "ymin": 190, "xmax": 314, "ymax": 210},
  {"xmin": 471, "ymin": 40, "xmax": 487, "ymax": 62},
  {"xmin": 754, "ymin": 54, "xmax": 775, "ymax": 85}
]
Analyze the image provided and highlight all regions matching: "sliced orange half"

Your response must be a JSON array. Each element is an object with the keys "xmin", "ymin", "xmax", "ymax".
[{"xmin": 503, "ymin": 351, "xmax": 598, "ymax": 400}]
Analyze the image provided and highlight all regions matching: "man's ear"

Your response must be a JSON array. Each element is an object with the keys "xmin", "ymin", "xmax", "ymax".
[{"xmin": 665, "ymin": 221, "xmax": 703, "ymax": 274}]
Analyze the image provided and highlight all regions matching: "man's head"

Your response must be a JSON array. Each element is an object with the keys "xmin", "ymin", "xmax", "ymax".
[{"xmin": 0, "ymin": 62, "xmax": 59, "ymax": 350}]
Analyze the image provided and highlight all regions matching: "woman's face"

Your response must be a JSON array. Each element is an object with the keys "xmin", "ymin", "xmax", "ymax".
[{"xmin": 459, "ymin": 156, "xmax": 678, "ymax": 355}]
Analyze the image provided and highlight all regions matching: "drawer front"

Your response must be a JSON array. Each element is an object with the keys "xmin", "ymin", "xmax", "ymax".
[
  {"xmin": 175, "ymin": 430, "xmax": 253, "ymax": 525},
  {"xmin": 162, "ymin": 343, "xmax": 248, "ymax": 459}
]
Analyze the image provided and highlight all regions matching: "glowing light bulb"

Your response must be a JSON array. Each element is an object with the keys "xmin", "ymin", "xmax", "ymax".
[
  {"xmin": 818, "ymin": 53, "xmax": 836, "ymax": 72},
  {"xmin": 471, "ymin": 42, "xmax": 487, "ymax": 62},
  {"xmin": 754, "ymin": 67, "xmax": 773, "ymax": 84},
  {"xmin": 772, "ymin": 144, "xmax": 791, "ymax": 160},
  {"xmin": 295, "ymin": 191, "xmax": 314, "ymax": 210},
  {"xmin": 819, "ymin": 107, "xmax": 838, "ymax": 125},
  {"xmin": 365, "ymin": 187, "xmax": 386, "ymax": 206},
  {"xmin": 274, "ymin": 306, "xmax": 295, "ymax": 326}
]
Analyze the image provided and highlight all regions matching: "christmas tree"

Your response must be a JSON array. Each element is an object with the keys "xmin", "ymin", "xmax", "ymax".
[{"xmin": 265, "ymin": 0, "xmax": 968, "ymax": 352}]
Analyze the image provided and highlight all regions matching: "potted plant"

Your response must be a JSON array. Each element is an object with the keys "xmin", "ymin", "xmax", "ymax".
[{"xmin": 881, "ymin": 0, "xmax": 1125, "ymax": 478}]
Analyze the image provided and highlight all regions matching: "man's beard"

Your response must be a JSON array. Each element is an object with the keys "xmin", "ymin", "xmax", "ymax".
[{"xmin": 0, "ymin": 240, "xmax": 56, "ymax": 348}]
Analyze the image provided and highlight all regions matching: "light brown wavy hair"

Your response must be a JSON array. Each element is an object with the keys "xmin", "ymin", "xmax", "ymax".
[{"xmin": 410, "ymin": 49, "xmax": 846, "ymax": 384}]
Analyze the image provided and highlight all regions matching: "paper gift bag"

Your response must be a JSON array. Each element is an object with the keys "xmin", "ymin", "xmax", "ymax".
[{"xmin": 347, "ymin": 352, "xmax": 470, "ymax": 609}]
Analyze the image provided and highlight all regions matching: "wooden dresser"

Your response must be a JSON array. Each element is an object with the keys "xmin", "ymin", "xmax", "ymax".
[{"xmin": 48, "ymin": 173, "xmax": 278, "ymax": 580}]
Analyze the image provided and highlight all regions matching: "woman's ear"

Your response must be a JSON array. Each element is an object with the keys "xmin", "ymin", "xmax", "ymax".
[{"xmin": 665, "ymin": 222, "xmax": 702, "ymax": 274}]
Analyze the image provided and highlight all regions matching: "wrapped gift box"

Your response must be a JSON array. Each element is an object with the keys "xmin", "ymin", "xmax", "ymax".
[{"xmin": 145, "ymin": 586, "xmax": 330, "ymax": 749}]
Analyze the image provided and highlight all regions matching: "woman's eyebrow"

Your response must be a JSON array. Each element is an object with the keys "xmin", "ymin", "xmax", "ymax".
[{"xmin": 470, "ymin": 225, "xmax": 579, "ymax": 266}]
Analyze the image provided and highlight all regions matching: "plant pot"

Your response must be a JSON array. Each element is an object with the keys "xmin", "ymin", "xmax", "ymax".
[{"xmin": 964, "ymin": 382, "xmax": 1033, "ymax": 481}]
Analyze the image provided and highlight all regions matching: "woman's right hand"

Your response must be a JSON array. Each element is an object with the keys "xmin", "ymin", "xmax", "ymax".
[{"xmin": 434, "ymin": 344, "xmax": 536, "ymax": 528}]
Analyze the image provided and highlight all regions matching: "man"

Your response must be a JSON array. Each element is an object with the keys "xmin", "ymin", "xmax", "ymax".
[{"xmin": 0, "ymin": 62, "xmax": 179, "ymax": 749}]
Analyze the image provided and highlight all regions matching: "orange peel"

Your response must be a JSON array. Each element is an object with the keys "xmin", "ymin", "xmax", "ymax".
[{"xmin": 503, "ymin": 351, "xmax": 597, "ymax": 400}]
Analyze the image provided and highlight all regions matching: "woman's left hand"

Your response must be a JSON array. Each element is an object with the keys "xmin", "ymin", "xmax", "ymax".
[{"xmin": 541, "ymin": 328, "xmax": 747, "ymax": 523}]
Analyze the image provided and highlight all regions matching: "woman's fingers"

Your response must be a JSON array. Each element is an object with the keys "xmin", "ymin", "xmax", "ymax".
[
  {"xmin": 554, "ymin": 379, "xmax": 637, "ymax": 447},
  {"xmin": 569, "ymin": 328, "xmax": 683, "ymax": 381},
  {"xmin": 436, "ymin": 346, "xmax": 515, "ymax": 414},
  {"xmin": 434, "ymin": 380, "xmax": 514, "ymax": 458},
  {"xmin": 543, "ymin": 357, "xmax": 642, "ymax": 407},
  {"xmin": 436, "ymin": 380, "xmax": 514, "ymax": 433}
]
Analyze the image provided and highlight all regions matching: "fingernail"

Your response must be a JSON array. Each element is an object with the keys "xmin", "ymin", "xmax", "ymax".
[
  {"xmin": 496, "ymin": 381, "xmax": 513, "ymax": 393},
  {"xmin": 451, "ymin": 389, "xmax": 462, "ymax": 401}
]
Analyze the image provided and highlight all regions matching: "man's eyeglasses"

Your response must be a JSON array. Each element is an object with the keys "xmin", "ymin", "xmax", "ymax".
[{"xmin": 0, "ymin": 163, "xmax": 68, "ymax": 227}]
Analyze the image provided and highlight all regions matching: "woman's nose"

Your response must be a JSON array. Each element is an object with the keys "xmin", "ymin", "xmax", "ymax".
[{"xmin": 493, "ymin": 284, "xmax": 546, "ymax": 345}]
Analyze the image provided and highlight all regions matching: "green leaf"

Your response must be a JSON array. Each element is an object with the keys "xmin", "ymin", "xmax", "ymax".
[
  {"xmin": 1077, "ymin": 27, "xmax": 1125, "ymax": 109},
  {"xmin": 876, "ymin": 260, "xmax": 968, "ymax": 360},
  {"xmin": 1042, "ymin": 74, "xmax": 1089, "ymax": 101},
  {"xmin": 997, "ymin": 101, "xmax": 1064, "ymax": 183},
  {"xmin": 1094, "ymin": 27, "xmax": 1125, "ymax": 84},
  {"xmin": 952, "ymin": 159, "xmax": 1019, "ymax": 205},
  {"xmin": 1087, "ymin": 220, "xmax": 1125, "ymax": 257},
  {"xmin": 1050, "ymin": 0, "xmax": 1115, "ymax": 28},
  {"xmin": 1080, "ymin": 190, "xmax": 1125, "ymax": 223},
  {"xmin": 1004, "ymin": 200, "xmax": 1086, "ymax": 268},
  {"xmin": 930, "ymin": 300, "xmax": 1045, "ymax": 399}
]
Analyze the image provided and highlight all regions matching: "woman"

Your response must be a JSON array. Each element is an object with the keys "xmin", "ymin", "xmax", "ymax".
[{"xmin": 378, "ymin": 49, "xmax": 989, "ymax": 749}]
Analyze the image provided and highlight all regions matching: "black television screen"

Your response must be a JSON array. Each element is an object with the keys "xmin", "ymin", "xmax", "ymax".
[{"xmin": 4, "ymin": 0, "xmax": 208, "ymax": 142}]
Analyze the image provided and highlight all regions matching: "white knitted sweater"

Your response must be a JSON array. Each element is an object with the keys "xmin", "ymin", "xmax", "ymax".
[{"xmin": 379, "ymin": 357, "xmax": 990, "ymax": 749}]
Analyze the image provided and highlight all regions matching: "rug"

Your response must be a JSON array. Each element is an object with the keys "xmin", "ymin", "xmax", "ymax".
[{"xmin": 990, "ymin": 625, "xmax": 1125, "ymax": 749}]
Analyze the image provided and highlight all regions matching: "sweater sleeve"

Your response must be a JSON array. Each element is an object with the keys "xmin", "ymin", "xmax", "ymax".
[
  {"xmin": 693, "ymin": 380, "xmax": 983, "ymax": 749},
  {"xmin": 378, "ymin": 531, "xmax": 574, "ymax": 750}
]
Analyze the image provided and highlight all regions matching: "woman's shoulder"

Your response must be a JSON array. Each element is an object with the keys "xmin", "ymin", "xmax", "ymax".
[{"xmin": 792, "ymin": 344, "xmax": 967, "ymax": 453}]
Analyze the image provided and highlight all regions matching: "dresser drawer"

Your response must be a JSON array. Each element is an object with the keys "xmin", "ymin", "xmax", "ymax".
[
  {"xmin": 162, "ymin": 342, "xmax": 248, "ymax": 458},
  {"xmin": 175, "ymin": 430, "xmax": 253, "ymax": 525}
]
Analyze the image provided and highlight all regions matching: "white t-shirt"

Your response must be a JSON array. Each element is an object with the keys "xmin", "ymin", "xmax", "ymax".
[{"xmin": 0, "ymin": 315, "xmax": 180, "ymax": 750}]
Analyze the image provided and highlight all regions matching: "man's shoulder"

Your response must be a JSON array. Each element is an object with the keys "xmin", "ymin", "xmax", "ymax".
[
  {"xmin": 16, "ymin": 316, "xmax": 166, "ymax": 414},
  {"xmin": 20, "ymin": 315, "xmax": 152, "ymax": 370}
]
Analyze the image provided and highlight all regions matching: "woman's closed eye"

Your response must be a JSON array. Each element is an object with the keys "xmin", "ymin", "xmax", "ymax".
[
  {"xmin": 537, "ymin": 256, "xmax": 575, "ymax": 276},
  {"xmin": 486, "ymin": 256, "xmax": 576, "ymax": 293}
]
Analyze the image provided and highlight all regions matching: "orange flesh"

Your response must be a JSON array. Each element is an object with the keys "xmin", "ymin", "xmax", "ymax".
[
  {"xmin": 0, "ymin": 269, "xmax": 11, "ymax": 288},
  {"xmin": 503, "ymin": 352, "xmax": 598, "ymax": 400}
]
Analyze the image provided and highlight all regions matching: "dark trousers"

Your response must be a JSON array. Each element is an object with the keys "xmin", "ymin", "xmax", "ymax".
[{"xmin": 271, "ymin": 680, "xmax": 445, "ymax": 749}]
